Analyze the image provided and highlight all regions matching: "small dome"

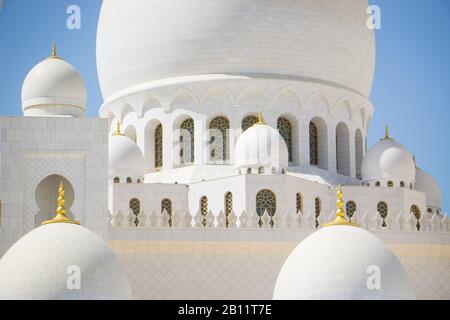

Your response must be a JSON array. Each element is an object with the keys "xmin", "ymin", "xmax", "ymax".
[
  {"xmin": 415, "ymin": 168, "xmax": 441, "ymax": 210},
  {"xmin": 109, "ymin": 129, "xmax": 146, "ymax": 181},
  {"xmin": 273, "ymin": 225, "xmax": 415, "ymax": 300},
  {"xmin": 234, "ymin": 115, "xmax": 289, "ymax": 174},
  {"xmin": 22, "ymin": 44, "xmax": 87, "ymax": 117},
  {"xmin": 361, "ymin": 132, "xmax": 415, "ymax": 186},
  {"xmin": 0, "ymin": 223, "xmax": 131, "ymax": 299}
]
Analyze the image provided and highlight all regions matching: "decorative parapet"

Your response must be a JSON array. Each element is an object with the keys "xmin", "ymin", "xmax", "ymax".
[{"xmin": 108, "ymin": 209, "xmax": 450, "ymax": 233}]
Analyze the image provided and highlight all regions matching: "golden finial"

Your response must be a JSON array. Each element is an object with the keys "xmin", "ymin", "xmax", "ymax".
[
  {"xmin": 113, "ymin": 121, "xmax": 124, "ymax": 136},
  {"xmin": 257, "ymin": 112, "xmax": 265, "ymax": 125},
  {"xmin": 41, "ymin": 182, "xmax": 80, "ymax": 226},
  {"xmin": 323, "ymin": 185, "xmax": 359, "ymax": 228},
  {"xmin": 383, "ymin": 125, "xmax": 392, "ymax": 140},
  {"xmin": 49, "ymin": 42, "xmax": 61, "ymax": 59}
]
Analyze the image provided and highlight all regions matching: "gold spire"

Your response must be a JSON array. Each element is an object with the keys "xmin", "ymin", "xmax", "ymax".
[
  {"xmin": 113, "ymin": 121, "xmax": 124, "ymax": 136},
  {"xmin": 257, "ymin": 112, "xmax": 265, "ymax": 125},
  {"xmin": 41, "ymin": 182, "xmax": 80, "ymax": 226},
  {"xmin": 383, "ymin": 125, "xmax": 392, "ymax": 140},
  {"xmin": 49, "ymin": 42, "xmax": 61, "ymax": 59},
  {"xmin": 323, "ymin": 185, "xmax": 359, "ymax": 228}
]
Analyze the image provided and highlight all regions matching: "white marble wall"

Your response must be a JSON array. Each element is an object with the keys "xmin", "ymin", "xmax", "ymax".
[
  {"xmin": 108, "ymin": 229, "xmax": 450, "ymax": 300},
  {"xmin": 0, "ymin": 116, "xmax": 109, "ymax": 256}
]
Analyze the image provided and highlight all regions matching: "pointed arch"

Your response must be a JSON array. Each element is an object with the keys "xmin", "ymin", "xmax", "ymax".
[
  {"xmin": 306, "ymin": 91, "xmax": 330, "ymax": 114},
  {"xmin": 124, "ymin": 125, "xmax": 137, "ymax": 143},
  {"xmin": 201, "ymin": 85, "xmax": 235, "ymax": 106},
  {"xmin": 141, "ymin": 96, "xmax": 164, "ymax": 117},
  {"xmin": 170, "ymin": 89, "xmax": 199, "ymax": 112},
  {"xmin": 333, "ymin": 98, "xmax": 352, "ymax": 119},
  {"xmin": 272, "ymin": 87, "xmax": 302, "ymax": 110}
]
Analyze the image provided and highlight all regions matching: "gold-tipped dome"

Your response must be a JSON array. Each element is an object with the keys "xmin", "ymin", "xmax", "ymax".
[
  {"xmin": 323, "ymin": 185, "xmax": 359, "ymax": 227},
  {"xmin": 41, "ymin": 182, "xmax": 80, "ymax": 225},
  {"xmin": 383, "ymin": 125, "xmax": 393, "ymax": 140},
  {"xmin": 49, "ymin": 42, "xmax": 61, "ymax": 60}
]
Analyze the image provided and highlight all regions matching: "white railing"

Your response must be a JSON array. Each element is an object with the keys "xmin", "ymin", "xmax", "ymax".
[{"xmin": 108, "ymin": 209, "xmax": 450, "ymax": 233}]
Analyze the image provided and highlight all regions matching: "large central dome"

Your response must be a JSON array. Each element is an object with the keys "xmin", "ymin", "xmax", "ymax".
[{"xmin": 97, "ymin": 0, "xmax": 375, "ymax": 101}]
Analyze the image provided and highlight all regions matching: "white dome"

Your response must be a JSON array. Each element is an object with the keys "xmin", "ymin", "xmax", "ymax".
[
  {"xmin": 273, "ymin": 226, "xmax": 415, "ymax": 300},
  {"xmin": 109, "ymin": 134, "xmax": 146, "ymax": 180},
  {"xmin": 22, "ymin": 54, "xmax": 87, "ymax": 117},
  {"xmin": 234, "ymin": 121, "xmax": 289, "ymax": 174},
  {"xmin": 96, "ymin": 0, "xmax": 375, "ymax": 101},
  {"xmin": 361, "ymin": 138, "xmax": 416, "ymax": 185},
  {"xmin": 0, "ymin": 223, "xmax": 131, "ymax": 300},
  {"xmin": 415, "ymin": 168, "xmax": 441, "ymax": 210}
]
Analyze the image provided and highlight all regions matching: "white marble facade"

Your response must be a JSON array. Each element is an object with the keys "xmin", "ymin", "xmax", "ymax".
[{"xmin": 0, "ymin": 0, "xmax": 448, "ymax": 300}]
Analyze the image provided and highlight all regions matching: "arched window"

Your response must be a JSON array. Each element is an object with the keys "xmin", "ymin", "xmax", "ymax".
[
  {"xmin": 400, "ymin": 181, "xmax": 405, "ymax": 187},
  {"xmin": 256, "ymin": 190, "xmax": 276, "ymax": 217},
  {"xmin": 225, "ymin": 192, "xmax": 233, "ymax": 228},
  {"xmin": 200, "ymin": 196, "xmax": 208, "ymax": 226},
  {"xmin": 346, "ymin": 201, "xmax": 357, "ymax": 221},
  {"xmin": 209, "ymin": 116, "xmax": 230, "ymax": 162},
  {"xmin": 137, "ymin": 179, "xmax": 142, "ymax": 184},
  {"xmin": 309, "ymin": 122, "xmax": 319, "ymax": 166},
  {"xmin": 315, "ymin": 197, "xmax": 321, "ymax": 229},
  {"xmin": 155, "ymin": 124, "xmax": 163, "ymax": 169},
  {"xmin": 242, "ymin": 115, "xmax": 258, "ymax": 132},
  {"xmin": 258, "ymin": 167, "xmax": 264, "ymax": 174},
  {"xmin": 336, "ymin": 122, "xmax": 350, "ymax": 176},
  {"xmin": 126, "ymin": 177, "xmax": 132, "ymax": 184},
  {"xmin": 161, "ymin": 198, "xmax": 172, "ymax": 227},
  {"xmin": 410, "ymin": 205, "xmax": 421, "ymax": 231},
  {"xmin": 180, "ymin": 118, "xmax": 195, "ymax": 164},
  {"xmin": 277, "ymin": 117, "xmax": 293, "ymax": 162},
  {"xmin": 388, "ymin": 181, "xmax": 394, "ymax": 187},
  {"xmin": 355, "ymin": 129, "xmax": 363, "ymax": 179},
  {"xmin": 114, "ymin": 177, "xmax": 120, "ymax": 184},
  {"xmin": 375, "ymin": 181, "xmax": 381, "ymax": 187},
  {"xmin": 129, "ymin": 198, "xmax": 141, "ymax": 227},
  {"xmin": 377, "ymin": 201, "xmax": 388, "ymax": 228},
  {"xmin": 410, "ymin": 183, "xmax": 413, "ymax": 189},
  {"xmin": 296, "ymin": 193, "xmax": 303, "ymax": 214},
  {"xmin": 247, "ymin": 168, "xmax": 252, "ymax": 174}
]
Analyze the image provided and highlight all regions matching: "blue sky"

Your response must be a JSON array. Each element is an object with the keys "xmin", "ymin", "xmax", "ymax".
[{"xmin": 0, "ymin": 0, "xmax": 448, "ymax": 211}]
